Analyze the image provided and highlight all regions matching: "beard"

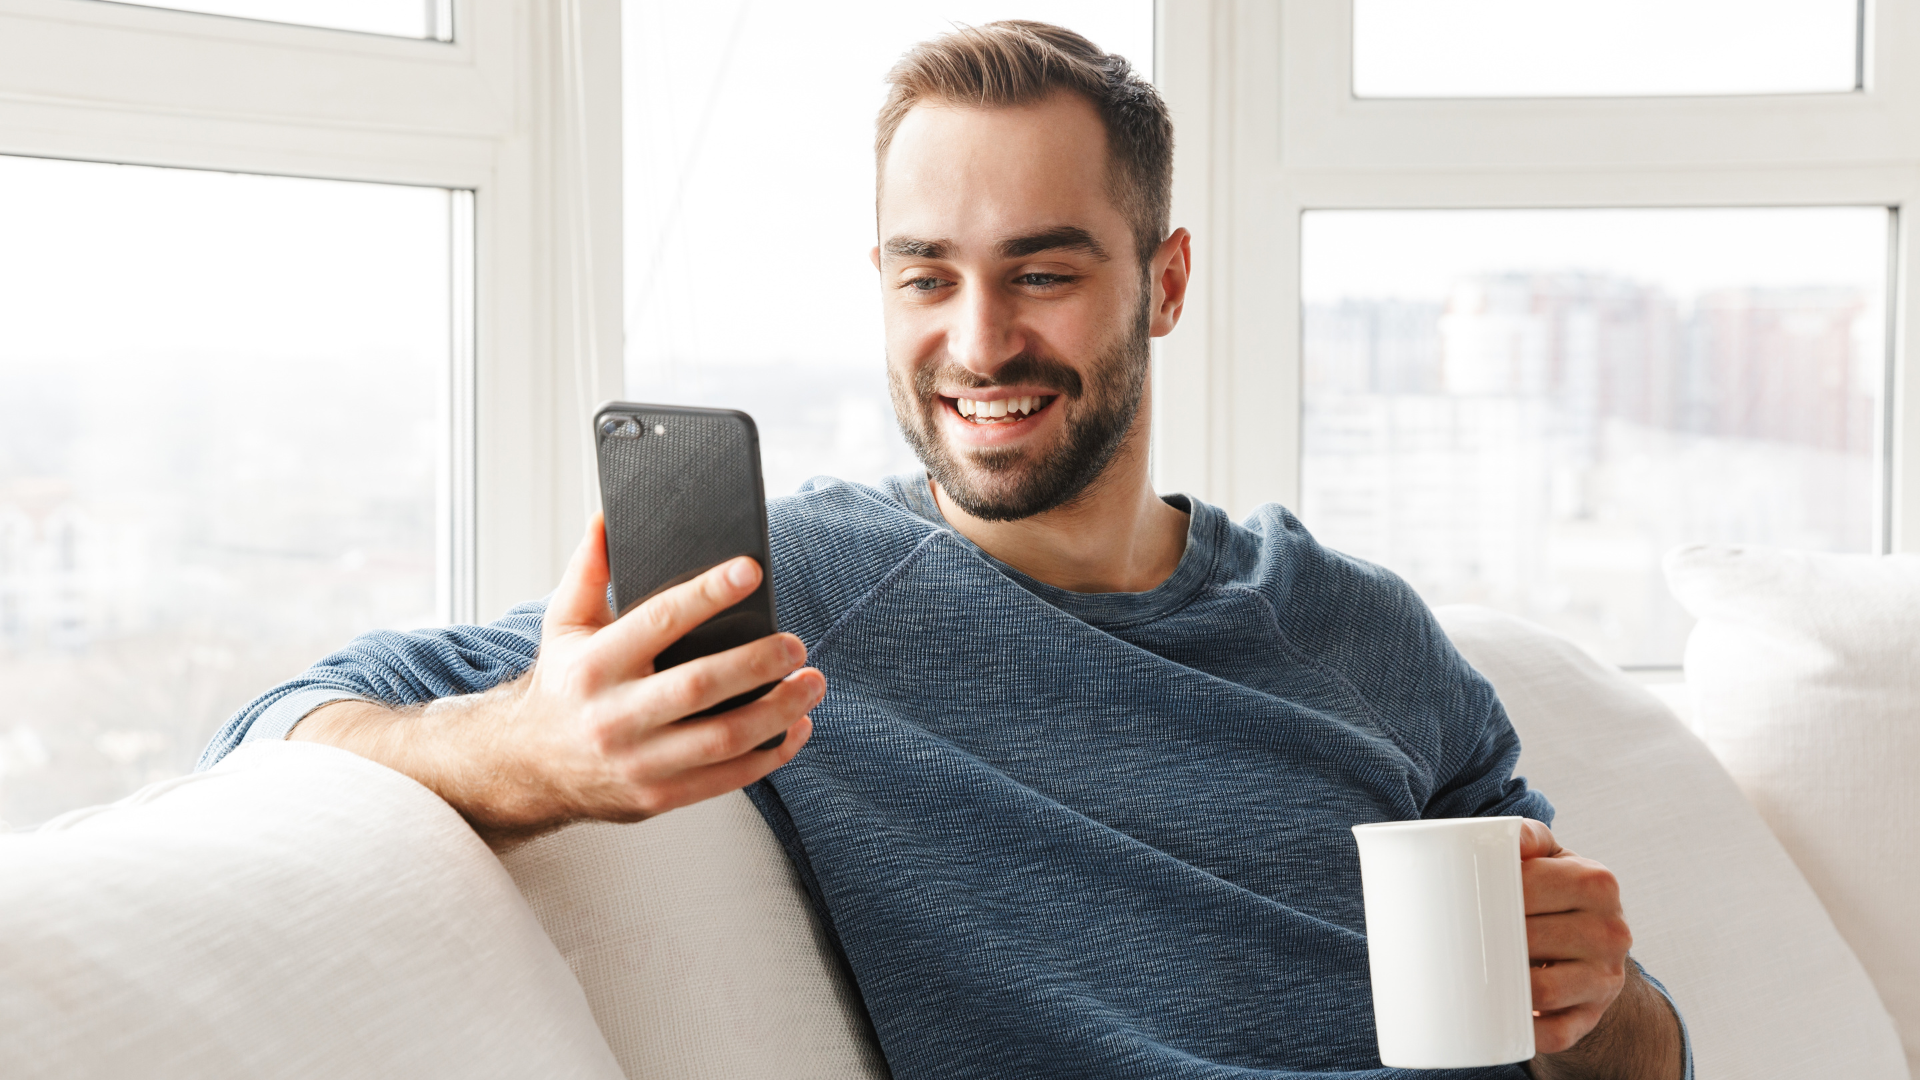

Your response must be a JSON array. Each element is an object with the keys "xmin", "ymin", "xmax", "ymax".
[{"xmin": 889, "ymin": 291, "xmax": 1151, "ymax": 522}]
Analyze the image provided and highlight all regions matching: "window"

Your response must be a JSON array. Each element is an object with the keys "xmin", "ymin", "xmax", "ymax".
[
  {"xmin": 1300, "ymin": 208, "xmax": 1888, "ymax": 666},
  {"xmin": 0, "ymin": 156, "xmax": 460, "ymax": 824},
  {"xmin": 1153, "ymin": 2, "xmax": 1920, "ymax": 672},
  {"xmin": 98, "ymin": 0, "xmax": 454, "ymax": 40},
  {"xmin": 0, "ymin": 0, "xmax": 615, "ymax": 823},
  {"xmin": 622, "ymin": 0, "xmax": 1154, "ymax": 499},
  {"xmin": 1352, "ymin": 0, "xmax": 1861, "ymax": 98}
]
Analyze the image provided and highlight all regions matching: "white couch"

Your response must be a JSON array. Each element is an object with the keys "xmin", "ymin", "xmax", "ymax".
[{"xmin": 3, "ymin": 550, "xmax": 1914, "ymax": 1078}]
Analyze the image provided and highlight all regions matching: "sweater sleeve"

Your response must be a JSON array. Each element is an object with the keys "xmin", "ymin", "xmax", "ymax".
[{"xmin": 195, "ymin": 599, "xmax": 550, "ymax": 770}]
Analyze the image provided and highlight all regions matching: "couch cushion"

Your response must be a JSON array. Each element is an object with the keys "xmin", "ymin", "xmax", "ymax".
[
  {"xmin": 498, "ymin": 792, "xmax": 888, "ymax": 1080},
  {"xmin": 1665, "ymin": 545, "xmax": 1920, "ymax": 1074},
  {"xmin": 1435, "ymin": 604, "xmax": 1908, "ymax": 1079},
  {"xmin": 0, "ymin": 740, "xmax": 623, "ymax": 1080}
]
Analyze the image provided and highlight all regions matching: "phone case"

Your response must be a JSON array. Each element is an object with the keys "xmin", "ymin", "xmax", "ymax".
[{"xmin": 594, "ymin": 402, "xmax": 781, "ymax": 725}]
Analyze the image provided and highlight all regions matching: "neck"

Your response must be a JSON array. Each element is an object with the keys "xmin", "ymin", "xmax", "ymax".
[{"xmin": 931, "ymin": 416, "xmax": 1190, "ymax": 594}]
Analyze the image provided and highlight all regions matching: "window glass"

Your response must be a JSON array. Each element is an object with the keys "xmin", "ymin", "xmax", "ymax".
[
  {"xmin": 95, "ymin": 0, "xmax": 452, "ymax": 41},
  {"xmin": 0, "ymin": 156, "xmax": 455, "ymax": 826},
  {"xmin": 623, "ymin": 1, "xmax": 1154, "ymax": 499},
  {"xmin": 1353, "ymin": 0, "xmax": 1859, "ymax": 98},
  {"xmin": 1300, "ymin": 208, "xmax": 1888, "ymax": 667}
]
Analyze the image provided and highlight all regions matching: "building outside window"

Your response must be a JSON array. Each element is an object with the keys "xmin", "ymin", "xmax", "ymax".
[{"xmin": 1153, "ymin": 0, "xmax": 1916, "ymax": 676}]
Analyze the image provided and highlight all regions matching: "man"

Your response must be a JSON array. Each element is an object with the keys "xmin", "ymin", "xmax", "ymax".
[{"xmin": 201, "ymin": 22, "xmax": 1686, "ymax": 1080}]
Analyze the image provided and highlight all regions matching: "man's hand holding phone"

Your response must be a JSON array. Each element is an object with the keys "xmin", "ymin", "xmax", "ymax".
[{"xmin": 292, "ymin": 514, "xmax": 820, "ymax": 845}]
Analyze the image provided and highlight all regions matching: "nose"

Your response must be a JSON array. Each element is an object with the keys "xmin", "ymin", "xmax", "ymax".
[{"xmin": 945, "ymin": 280, "xmax": 1024, "ymax": 380}]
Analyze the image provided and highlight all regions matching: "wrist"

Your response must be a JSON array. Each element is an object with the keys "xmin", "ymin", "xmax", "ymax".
[
  {"xmin": 1530, "ymin": 962, "xmax": 1682, "ymax": 1080},
  {"xmin": 290, "ymin": 690, "xmax": 550, "ymax": 843}
]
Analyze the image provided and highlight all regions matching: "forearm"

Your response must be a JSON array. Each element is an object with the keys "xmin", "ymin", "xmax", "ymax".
[
  {"xmin": 1529, "ymin": 962, "xmax": 1684, "ymax": 1080},
  {"xmin": 291, "ymin": 683, "xmax": 563, "ymax": 846},
  {"xmin": 198, "ymin": 602, "xmax": 548, "ymax": 771}
]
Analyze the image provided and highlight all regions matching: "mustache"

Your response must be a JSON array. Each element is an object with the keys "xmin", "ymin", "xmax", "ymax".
[{"xmin": 913, "ymin": 354, "xmax": 1086, "ymax": 400}]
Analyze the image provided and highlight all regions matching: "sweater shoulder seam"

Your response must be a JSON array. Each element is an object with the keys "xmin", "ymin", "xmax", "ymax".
[
  {"xmin": 1246, "ymin": 588, "xmax": 1436, "ymax": 786},
  {"xmin": 806, "ymin": 530, "xmax": 946, "ymax": 659}
]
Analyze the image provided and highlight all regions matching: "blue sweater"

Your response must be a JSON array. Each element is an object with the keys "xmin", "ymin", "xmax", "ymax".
[{"xmin": 202, "ymin": 475, "xmax": 1684, "ymax": 1078}]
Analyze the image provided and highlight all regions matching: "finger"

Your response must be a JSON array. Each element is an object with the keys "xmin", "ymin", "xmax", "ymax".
[
  {"xmin": 1529, "ymin": 962, "xmax": 1619, "ymax": 1053},
  {"xmin": 630, "ymin": 713, "xmax": 814, "ymax": 819},
  {"xmin": 603, "ymin": 634, "xmax": 808, "ymax": 737},
  {"xmin": 1518, "ymin": 818, "xmax": 1562, "ymax": 861},
  {"xmin": 1527, "ymin": 909, "xmax": 1632, "ymax": 965},
  {"xmin": 590, "ymin": 556, "xmax": 765, "ymax": 675},
  {"xmin": 1529, "ymin": 957, "xmax": 1608, "ymax": 1015},
  {"xmin": 544, "ymin": 514, "xmax": 615, "ymax": 635},
  {"xmin": 1532, "ymin": 997, "xmax": 1607, "ymax": 1056},
  {"xmin": 1523, "ymin": 853, "xmax": 1622, "ymax": 916},
  {"xmin": 635, "ymin": 668, "xmax": 825, "ymax": 768}
]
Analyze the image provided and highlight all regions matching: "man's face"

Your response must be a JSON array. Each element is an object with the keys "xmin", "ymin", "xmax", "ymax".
[{"xmin": 874, "ymin": 92, "xmax": 1152, "ymax": 522}]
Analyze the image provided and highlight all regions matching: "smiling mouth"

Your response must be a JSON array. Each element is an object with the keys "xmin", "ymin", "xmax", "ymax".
[{"xmin": 948, "ymin": 395, "xmax": 1057, "ymax": 425}]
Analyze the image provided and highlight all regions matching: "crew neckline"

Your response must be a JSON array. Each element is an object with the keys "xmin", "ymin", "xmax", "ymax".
[{"xmin": 882, "ymin": 472, "xmax": 1220, "ymax": 630}]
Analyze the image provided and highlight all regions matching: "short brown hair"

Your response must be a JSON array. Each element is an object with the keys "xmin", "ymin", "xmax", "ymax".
[{"xmin": 876, "ymin": 20, "xmax": 1174, "ymax": 274}]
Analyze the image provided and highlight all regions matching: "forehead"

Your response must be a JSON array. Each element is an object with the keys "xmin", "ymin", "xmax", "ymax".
[{"xmin": 877, "ymin": 93, "xmax": 1128, "ymax": 250}]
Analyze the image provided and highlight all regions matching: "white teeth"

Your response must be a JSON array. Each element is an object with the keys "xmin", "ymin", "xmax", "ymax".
[{"xmin": 954, "ymin": 395, "xmax": 1048, "ymax": 421}]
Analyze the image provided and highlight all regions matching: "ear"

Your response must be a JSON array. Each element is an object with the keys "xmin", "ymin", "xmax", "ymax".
[
  {"xmin": 1148, "ymin": 228, "xmax": 1192, "ymax": 338},
  {"xmin": 869, "ymin": 245, "xmax": 882, "ymax": 271}
]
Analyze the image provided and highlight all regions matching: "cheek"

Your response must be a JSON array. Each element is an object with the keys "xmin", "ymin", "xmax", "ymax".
[
  {"xmin": 1039, "ymin": 284, "xmax": 1134, "ymax": 354},
  {"xmin": 880, "ymin": 297, "xmax": 942, "ymax": 360}
]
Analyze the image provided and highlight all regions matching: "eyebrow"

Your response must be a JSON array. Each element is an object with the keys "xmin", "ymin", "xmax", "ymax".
[
  {"xmin": 883, "ymin": 237, "xmax": 950, "ymax": 259},
  {"xmin": 880, "ymin": 226, "xmax": 1111, "ymax": 263},
  {"xmin": 996, "ymin": 226, "xmax": 1109, "ymax": 261}
]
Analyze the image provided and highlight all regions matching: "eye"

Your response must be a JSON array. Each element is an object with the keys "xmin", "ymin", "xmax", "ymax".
[
  {"xmin": 1017, "ymin": 272, "xmax": 1073, "ymax": 288},
  {"xmin": 902, "ymin": 276, "xmax": 951, "ymax": 293}
]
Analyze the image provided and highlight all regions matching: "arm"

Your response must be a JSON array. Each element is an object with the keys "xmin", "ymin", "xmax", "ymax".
[
  {"xmin": 1520, "ymin": 820, "xmax": 1685, "ymax": 1080},
  {"xmin": 1413, "ymin": 672, "xmax": 1683, "ymax": 1076},
  {"xmin": 290, "ymin": 516, "xmax": 825, "ymax": 846},
  {"xmin": 194, "ymin": 603, "xmax": 548, "ymax": 771}
]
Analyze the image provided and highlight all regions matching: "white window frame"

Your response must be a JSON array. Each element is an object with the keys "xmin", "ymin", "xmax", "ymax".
[
  {"xmin": 1155, "ymin": 0, "xmax": 1919, "ymax": 559},
  {"xmin": 0, "ymin": 0, "xmax": 626, "ymax": 622}
]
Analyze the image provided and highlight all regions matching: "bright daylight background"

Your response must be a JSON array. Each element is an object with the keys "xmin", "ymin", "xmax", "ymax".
[
  {"xmin": 0, "ymin": 157, "xmax": 451, "ymax": 826},
  {"xmin": 97, "ymin": 0, "xmax": 451, "ymax": 39},
  {"xmin": 0, "ymin": 0, "xmax": 1894, "ymax": 822},
  {"xmin": 1302, "ymin": 209, "xmax": 1888, "ymax": 668},
  {"xmin": 622, "ymin": 1, "xmax": 1155, "ymax": 500},
  {"xmin": 1353, "ymin": 0, "xmax": 1860, "ymax": 97}
]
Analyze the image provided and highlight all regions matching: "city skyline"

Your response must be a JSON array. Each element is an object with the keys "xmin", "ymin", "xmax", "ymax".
[{"xmin": 1302, "ymin": 269, "xmax": 1881, "ymax": 668}]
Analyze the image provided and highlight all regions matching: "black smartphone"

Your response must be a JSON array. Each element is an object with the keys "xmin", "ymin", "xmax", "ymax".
[{"xmin": 593, "ymin": 402, "xmax": 784, "ymax": 746}]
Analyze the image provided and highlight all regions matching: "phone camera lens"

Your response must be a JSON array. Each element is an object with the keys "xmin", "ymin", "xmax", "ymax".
[{"xmin": 600, "ymin": 419, "xmax": 620, "ymax": 436}]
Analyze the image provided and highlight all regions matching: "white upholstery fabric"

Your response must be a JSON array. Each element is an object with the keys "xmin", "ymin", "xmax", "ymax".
[
  {"xmin": 499, "ymin": 792, "xmax": 889, "ymax": 1080},
  {"xmin": 1664, "ymin": 545, "xmax": 1920, "ymax": 1074},
  {"xmin": 0, "ymin": 740, "xmax": 623, "ymax": 1080},
  {"xmin": 1436, "ymin": 604, "xmax": 1909, "ymax": 1079}
]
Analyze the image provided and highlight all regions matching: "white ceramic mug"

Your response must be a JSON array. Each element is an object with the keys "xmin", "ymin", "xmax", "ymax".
[{"xmin": 1350, "ymin": 816, "xmax": 1535, "ymax": 1068}]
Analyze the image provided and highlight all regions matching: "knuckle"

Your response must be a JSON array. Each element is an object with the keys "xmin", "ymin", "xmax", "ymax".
[
  {"xmin": 585, "ymin": 717, "xmax": 620, "ymax": 757},
  {"xmin": 556, "ymin": 655, "xmax": 601, "ymax": 698},
  {"xmin": 701, "ymin": 721, "xmax": 744, "ymax": 761},
  {"xmin": 757, "ymin": 641, "xmax": 796, "ymax": 678},
  {"xmin": 630, "ymin": 787, "xmax": 670, "ymax": 820},
  {"xmin": 673, "ymin": 669, "xmax": 713, "ymax": 713},
  {"xmin": 640, "ymin": 596, "xmax": 679, "ymax": 636},
  {"xmin": 1588, "ymin": 867, "xmax": 1622, "ymax": 901},
  {"xmin": 1605, "ymin": 917, "xmax": 1634, "ymax": 955}
]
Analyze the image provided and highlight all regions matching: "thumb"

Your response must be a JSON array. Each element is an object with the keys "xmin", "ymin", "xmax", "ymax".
[
  {"xmin": 544, "ymin": 514, "xmax": 614, "ymax": 635},
  {"xmin": 1519, "ymin": 818, "xmax": 1564, "ymax": 861}
]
